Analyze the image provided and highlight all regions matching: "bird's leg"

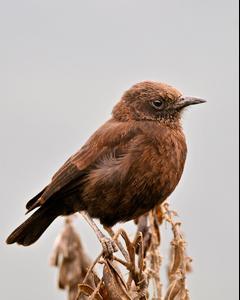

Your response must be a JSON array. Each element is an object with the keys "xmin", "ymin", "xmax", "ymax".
[{"xmin": 81, "ymin": 211, "xmax": 117, "ymax": 258}]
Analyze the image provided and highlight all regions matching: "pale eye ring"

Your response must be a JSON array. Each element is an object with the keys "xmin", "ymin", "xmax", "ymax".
[{"xmin": 151, "ymin": 99, "xmax": 164, "ymax": 110}]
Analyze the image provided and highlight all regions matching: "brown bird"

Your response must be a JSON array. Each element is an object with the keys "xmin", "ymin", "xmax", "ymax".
[{"xmin": 6, "ymin": 81, "xmax": 205, "ymax": 251}]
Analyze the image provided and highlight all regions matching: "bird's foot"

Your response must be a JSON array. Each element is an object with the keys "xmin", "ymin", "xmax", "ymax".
[{"xmin": 100, "ymin": 236, "xmax": 118, "ymax": 258}]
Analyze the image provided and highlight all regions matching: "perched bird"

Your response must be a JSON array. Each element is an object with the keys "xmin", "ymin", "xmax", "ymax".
[{"xmin": 6, "ymin": 81, "xmax": 205, "ymax": 249}]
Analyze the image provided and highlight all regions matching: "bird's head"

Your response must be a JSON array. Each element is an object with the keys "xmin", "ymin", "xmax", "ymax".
[{"xmin": 112, "ymin": 81, "xmax": 206, "ymax": 124}]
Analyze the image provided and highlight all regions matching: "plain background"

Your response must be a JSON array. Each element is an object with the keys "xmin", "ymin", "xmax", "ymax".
[{"xmin": 0, "ymin": 0, "xmax": 238, "ymax": 299}]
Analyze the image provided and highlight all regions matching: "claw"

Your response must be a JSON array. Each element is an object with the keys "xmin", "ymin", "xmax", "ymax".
[{"xmin": 100, "ymin": 237, "xmax": 118, "ymax": 258}]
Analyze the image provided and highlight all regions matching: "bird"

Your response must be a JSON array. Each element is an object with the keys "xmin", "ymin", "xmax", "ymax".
[{"xmin": 6, "ymin": 81, "xmax": 205, "ymax": 252}]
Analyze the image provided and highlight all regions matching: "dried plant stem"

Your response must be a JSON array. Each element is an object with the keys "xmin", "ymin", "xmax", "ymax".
[
  {"xmin": 89, "ymin": 279, "xmax": 103, "ymax": 300},
  {"xmin": 82, "ymin": 253, "xmax": 102, "ymax": 285},
  {"xmin": 113, "ymin": 256, "xmax": 130, "ymax": 268},
  {"xmin": 162, "ymin": 203, "xmax": 191, "ymax": 300},
  {"xmin": 148, "ymin": 210, "xmax": 163, "ymax": 300},
  {"xmin": 51, "ymin": 203, "xmax": 192, "ymax": 300}
]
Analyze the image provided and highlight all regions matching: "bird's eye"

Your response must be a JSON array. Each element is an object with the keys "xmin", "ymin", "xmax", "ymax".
[{"xmin": 151, "ymin": 99, "xmax": 164, "ymax": 110}]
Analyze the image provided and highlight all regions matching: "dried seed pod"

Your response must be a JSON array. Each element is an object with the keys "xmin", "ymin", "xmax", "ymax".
[{"xmin": 50, "ymin": 217, "xmax": 94, "ymax": 300}]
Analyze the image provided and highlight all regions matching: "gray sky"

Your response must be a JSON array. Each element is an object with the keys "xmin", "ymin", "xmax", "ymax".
[{"xmin": 0, "ymin": 0, "xmax": 238, "ymax": 299}]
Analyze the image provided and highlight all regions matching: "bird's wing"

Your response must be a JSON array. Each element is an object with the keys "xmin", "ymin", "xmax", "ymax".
[{"xmin": 26, "ymin": 119, "xmax": 141, "ymax": 210}]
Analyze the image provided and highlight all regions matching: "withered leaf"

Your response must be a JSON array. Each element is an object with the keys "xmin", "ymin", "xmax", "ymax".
[
  {"xmin": 120, "ymin": 229, "xmax": 136, "ymax": 262},
  {"xmin": 50, "ymin": 217, "xmax": 95, "ymax": 300},
  {"xmin": 153, "ymin": 215, "xmax": 161, "ymax": 245},
  {"xmin": 156, "ymin": 205, "xmax": 164, "ymax": 225},
  {"xmin": 103, "ymin": 259, "xmax": 132, "ymax": 300}
]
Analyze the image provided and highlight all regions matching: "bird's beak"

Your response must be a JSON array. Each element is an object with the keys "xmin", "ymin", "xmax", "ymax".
[{"xmin": 176, "ymin": 96, "xmax": 206, "ymax": 110}]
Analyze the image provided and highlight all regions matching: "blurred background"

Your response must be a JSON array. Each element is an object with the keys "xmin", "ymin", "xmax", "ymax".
[{"xmin": 0, "ymin": 0, "xmax": 238, "ymax": 299}]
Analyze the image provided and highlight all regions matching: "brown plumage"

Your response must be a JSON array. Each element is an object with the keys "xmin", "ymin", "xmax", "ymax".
[{"xmin": 6, "ymin": 81, "xmax": 205, "ymax": 246}]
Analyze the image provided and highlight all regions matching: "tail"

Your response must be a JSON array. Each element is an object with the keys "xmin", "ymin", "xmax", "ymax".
[
  {"xmin": 25, "ymin": 186, "xmax": 48, "ymax": 213},
  {"xmin": 6, "ymin": 202, "xmax": 59, "ymax": 246}
]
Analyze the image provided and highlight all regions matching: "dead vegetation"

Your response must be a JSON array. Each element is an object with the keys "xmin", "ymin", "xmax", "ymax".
[{"xmin": 50, "ymin": 202, "xmax": 192, "ymax": 300}]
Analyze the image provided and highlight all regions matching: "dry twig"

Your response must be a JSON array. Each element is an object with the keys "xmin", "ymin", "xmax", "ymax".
[{"xmin": 51, "ymin": 202, "xmax": 192, "ymax": 300}]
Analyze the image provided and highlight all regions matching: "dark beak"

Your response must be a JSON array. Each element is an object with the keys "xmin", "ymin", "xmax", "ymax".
[{"xmin": 176, "ymin": 96, "xmax": 207, "ymax": 110}]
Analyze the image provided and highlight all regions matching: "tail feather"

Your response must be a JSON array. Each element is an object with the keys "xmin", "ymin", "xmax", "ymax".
[
  {"xmin": 25, "ymin": 186, "xmax": 47, "ymax": 211},
  {"xmin": 6, "ymin": 202, "xmax": 59, "ymax": 246}
]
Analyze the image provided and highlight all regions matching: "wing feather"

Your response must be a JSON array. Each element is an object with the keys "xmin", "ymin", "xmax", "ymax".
[{"xmin": 38, "ymin": 119, "xmax": 141, "ymax": 205}]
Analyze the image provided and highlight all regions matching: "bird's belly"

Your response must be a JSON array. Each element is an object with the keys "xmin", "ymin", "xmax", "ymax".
[{"xmin": 84, "ymin": 169, "xmax": 181, "ymax": 227}]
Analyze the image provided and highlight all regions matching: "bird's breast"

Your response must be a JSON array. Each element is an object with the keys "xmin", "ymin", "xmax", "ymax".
[
  {"xmin": 83, "ymin": 124, "xmax": 187, "ymax": 226},
  {"xmin": 153, "ymin": 128, "xmax": 187, "ymax": 197}
]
